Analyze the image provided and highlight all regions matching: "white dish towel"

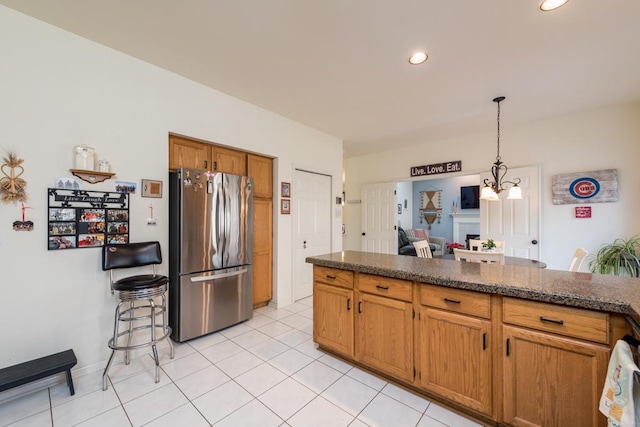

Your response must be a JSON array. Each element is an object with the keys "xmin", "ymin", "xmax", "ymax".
[{"xmin": 600, "ymin": 340, "xmax": 640, "ymax": 426}]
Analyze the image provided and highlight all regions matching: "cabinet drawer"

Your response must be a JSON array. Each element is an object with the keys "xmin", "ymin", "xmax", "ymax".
[
  {"xmin": 313, "ymin": 266, "xmax": 354, "ymax": 289},
  {"xmin": 503, "ymin": 297, "xmax": 609, "ymax": 344},
  {"xmin": 420, "ymin": 284, "xmax": 491, "ymax": 319},
  {"xmin": 358, "ymin": 274, "xmax": 412, "ymax": 302}
]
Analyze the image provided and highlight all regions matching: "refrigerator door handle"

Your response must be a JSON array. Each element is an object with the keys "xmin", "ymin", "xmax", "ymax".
[{"xmin": 189, "ymin": 268, "xmax": 249, "ymax": 282}]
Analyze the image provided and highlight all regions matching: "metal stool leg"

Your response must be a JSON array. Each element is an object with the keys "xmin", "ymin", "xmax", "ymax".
[
  {"xmin": 149, "ymin": 298, "xmax": 161, "ymax": 383},
  {"xmin": 102, "ymin": 350, "xmax": 115, "ymax": 391},
  {"xmin": 125, "ymin": 301, "xmax": 134, "ymax": 365},
  {"xmin": 161, "ymin": 293, "xmax": 175, "ymax": 359}
]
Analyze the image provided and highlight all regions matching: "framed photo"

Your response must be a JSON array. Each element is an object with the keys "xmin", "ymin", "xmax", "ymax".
[
  {"xmin": 281, "ymin": 199, "xmax": 290, "ymax": 215},
  {"xmin": 281, "ymin": 182, "xmax": 291, "ymax": 198},
  {"xmin": 141, "ymin": 179, "xmax": 163, "ymax": 198}
]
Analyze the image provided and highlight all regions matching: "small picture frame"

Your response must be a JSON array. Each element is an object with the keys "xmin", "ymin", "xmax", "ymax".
[
  {"xmin": 141, "ymin": 179, "xmax": 163, "ymax": 198},
  {"xmin": 281, "ymin": 182, "xmax": 291, "ymax": 198},
  {"xmin": 281, "ymin": 199, "xmax": 290, "ymax": 215}
]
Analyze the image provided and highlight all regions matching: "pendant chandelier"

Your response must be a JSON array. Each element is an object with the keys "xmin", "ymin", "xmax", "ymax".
[{"xmin": 480, "ymin": 96, "xmax": 522, "ymax": 201}]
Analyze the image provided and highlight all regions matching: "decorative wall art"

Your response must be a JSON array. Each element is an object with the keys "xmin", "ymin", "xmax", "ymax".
[
  {"xmin": 115, "ymin": 181, "xmax": 136, "ymax": 194},
  {"xmin": 47, "ymin": 188, "xmax": 129, "ymax": 250},
  {"xmin": 281, "ymin": 199, "xmax": 290, "ymax": 215},
  {"xmin": 141, "ymin": 179, "xmax": 163, "ymax": 198},
  {"xmin": 419, "ymin": 190, "xmax": 443, "ymax": 230},
  {"xmin": 552, "ymin": 169, "xmax": 618, "ymax": 205},
  {"xmin": 54, "ymin": 177, "xmax": 82, "ymax": 190},
  {"xmin": 281, "ymin": 182, "xmax": 291, "ymax": 198},
  {"xmin": 0, "ymin": 151, "xmax": 27, "ymax": 204},
  {"xmin": 13, "ymin": 203, "xmax": 33, "ymax": 231}
]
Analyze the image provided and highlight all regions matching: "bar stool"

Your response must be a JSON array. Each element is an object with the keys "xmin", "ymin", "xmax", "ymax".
[{"xmin": 101, "ymin": 241, "xmax": 174, "ymax": 390}]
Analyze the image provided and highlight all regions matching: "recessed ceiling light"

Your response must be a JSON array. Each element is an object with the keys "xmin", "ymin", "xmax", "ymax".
[
  {"xmin": 409, "ymin": 52, "xmax": 428, "ymax": 65},
  {"xmin": 539, "ymin": 0, "xmax": 569, "ymax": 11}
]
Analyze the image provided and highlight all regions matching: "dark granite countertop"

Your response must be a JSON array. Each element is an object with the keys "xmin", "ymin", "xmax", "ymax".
[{"xmin": 306, "ymin": 251, "xmax": 640, "ymax": 326}]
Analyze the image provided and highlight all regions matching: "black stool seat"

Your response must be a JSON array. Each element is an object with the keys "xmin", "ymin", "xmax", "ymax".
[
  {"xmin": 113, "ymin": 274, "xmax": 168, "ymax": 291},
  {"xmin": 101, "ymin": 241, "xmax": 174, "ymax": 391}
]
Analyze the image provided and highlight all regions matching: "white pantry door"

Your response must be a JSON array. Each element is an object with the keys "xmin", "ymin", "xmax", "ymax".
[
  {"xmin": 480, "ymin": 165, "xmax": 541, "ymax": 259},
  {"xmin": 292, "ymin": 169, "xmax": 332, "ymax": 301},
  {"xmin": 361, "ymin": 182, "xmax": 396, "ymax": 254}
]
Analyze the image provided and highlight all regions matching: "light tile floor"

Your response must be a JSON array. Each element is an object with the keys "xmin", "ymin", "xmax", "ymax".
[{"xmin": 0, "ymin": 296, "xmax": 482, "ymax": 427}]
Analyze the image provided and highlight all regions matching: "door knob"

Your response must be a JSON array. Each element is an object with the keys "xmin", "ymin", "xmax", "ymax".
[
  {"xmin": 532, "ymin": 240, "xmax": 538, "ymax": 245},
  {"xmin": 362, "ymin": 232, "xmax": 366, "ymax": 236},
  {"xmin": 303, "ymin": 240, "xmax": 307, "ymax": 249}
]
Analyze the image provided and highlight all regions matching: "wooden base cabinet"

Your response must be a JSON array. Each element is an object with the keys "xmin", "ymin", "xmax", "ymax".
[
  {"xmin": 356, "ymin": 292, "xmax": 413, "ymax": 382},
  {"xmin": 418, "ymin": 308, "xmax": 492, "ymax": 415},
  {"xmin": 313, "ymin": 266, "xmax": 355, "ymax": 358},
  {"xmin": 502, "ymin": 326, "xmax": 609, "ymax": 427},
  {"xmin": 314, "ymin": 283, "xmax": 354, "ymax": 357}
]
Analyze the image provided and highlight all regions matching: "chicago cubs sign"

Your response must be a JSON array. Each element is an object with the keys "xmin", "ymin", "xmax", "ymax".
[{"xmin": 552, "ymin": 169, "xmax": 618, "ymax": 205}]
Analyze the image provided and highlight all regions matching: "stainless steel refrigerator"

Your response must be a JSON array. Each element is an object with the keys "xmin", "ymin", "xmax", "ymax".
[{"xmin": 169, "ymin": 168, "xmax": 253, "ymax": 342}]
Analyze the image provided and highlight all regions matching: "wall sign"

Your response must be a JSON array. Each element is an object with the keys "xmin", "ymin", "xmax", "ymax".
[
  {"xmin": 575, "ymin": 206, "xmax": 592, "ymax": 218},
  {"xmin": 411, "ymin": 160, "xmax": 462, "ymax": 177},
  {"xmin": 552, "ymin": 169, "xmax": 618, "ymax": 205},
  {"xmin": 47, "ymin": 188, "xmax": 129, "ymax": 250}
]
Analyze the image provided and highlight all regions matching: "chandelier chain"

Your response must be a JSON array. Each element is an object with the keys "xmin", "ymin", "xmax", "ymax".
[{"xmin": 496, "ymin": 99, "xmax": 501, "ymax": 161}]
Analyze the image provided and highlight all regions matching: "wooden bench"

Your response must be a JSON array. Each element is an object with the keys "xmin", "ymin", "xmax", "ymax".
[{"xmin": 0, "ymin": 349, "xmax": 77, "ymax": 396}]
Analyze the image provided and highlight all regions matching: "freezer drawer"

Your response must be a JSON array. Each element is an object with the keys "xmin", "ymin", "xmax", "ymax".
[{"xmin": 172, "ymin": 266, "xmax": 253, "ymax": 342}]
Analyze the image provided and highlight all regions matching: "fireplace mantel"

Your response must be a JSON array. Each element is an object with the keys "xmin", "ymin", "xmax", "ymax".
[{"xmin": 451, "ymin": 212, "xmax": 480, "ymax": 243}]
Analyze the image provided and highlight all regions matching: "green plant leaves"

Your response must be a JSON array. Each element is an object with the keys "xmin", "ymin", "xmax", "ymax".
[{"xmin": 588, "ymin": 236, "xmax": 640, "ymax": 277}]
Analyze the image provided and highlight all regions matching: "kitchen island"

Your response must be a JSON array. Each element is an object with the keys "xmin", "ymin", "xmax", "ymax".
[{"xmin": 306, "ymin": 251, "xmax": 640, "ymax": 427}]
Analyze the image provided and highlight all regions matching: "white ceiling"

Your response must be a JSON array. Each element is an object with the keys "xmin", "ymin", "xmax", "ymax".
[{"xmin": 2, "ymin": 1, "xmax": 640, "ymax": 157}]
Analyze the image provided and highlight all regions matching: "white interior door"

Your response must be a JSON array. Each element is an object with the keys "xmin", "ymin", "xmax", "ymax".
[
  {"xmin": 293, "ymin": 169, "xmax": 332, "ymax": 301},
  {"xmin": 480, "ymin": 165, "xmax": 541, "ymax": 259},
  {"xmin": 361, "ymin": 182, "xmax": 396, "ymax": 254}
]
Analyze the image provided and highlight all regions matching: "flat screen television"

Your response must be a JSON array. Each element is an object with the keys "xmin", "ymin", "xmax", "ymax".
[{"xmin": 460, "ymin": 185, "xmax": 480, "ymax": 209}]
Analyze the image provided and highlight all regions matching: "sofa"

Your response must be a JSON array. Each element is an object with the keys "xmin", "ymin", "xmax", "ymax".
[{"xmin": 398, "ymin": 227, "xmax": 447, "ymax": 257}]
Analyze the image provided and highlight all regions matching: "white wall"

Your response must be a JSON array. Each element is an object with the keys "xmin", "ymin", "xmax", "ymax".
[
  {"xmin": 0, "ymin": 6, "xmax": 342, "ymax": 370},
  {"xmin": 345, "ymin": 103, "xmax": 640, "ymax": 270}
]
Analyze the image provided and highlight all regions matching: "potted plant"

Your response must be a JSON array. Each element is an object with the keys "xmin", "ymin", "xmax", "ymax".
[
  {"xmin": 482, "ymin": 239, "xmax": 497, "ymax": 252},
  {"xmin": 588, "ymin": 236, "xmax": 640, "ymax": 277}
]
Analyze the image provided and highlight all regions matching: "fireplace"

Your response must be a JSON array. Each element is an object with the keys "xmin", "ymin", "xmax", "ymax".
[{"xmin": 451, "ymin": 213, "xmax": 480, "ymax": 244}]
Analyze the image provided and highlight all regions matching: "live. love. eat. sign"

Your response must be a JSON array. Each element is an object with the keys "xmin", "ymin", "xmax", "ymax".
[{"xmin": 410, "ymin": 160, "xmax": 462, "ymax": 177}]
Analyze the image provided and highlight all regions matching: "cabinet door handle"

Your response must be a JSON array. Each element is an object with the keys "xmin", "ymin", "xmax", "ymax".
[
  {"xmin": 483, "ymin": 333, "xmax": 487, "ymax": 350},
  {"xmin": 376, "ymin": 285, "xmax": 389, "ymax": 290},
  {"xmin": 506, "ymin": 338, "xmax": 510, "ymax": 356},
  {"xmin": 540, "ymin": 316, "xmax": 564, "ymax": 325},
  {"xmin": 204, "ymin": 160, "xmax": 208, "ymax": 169},
  {"xmin": 358, "ymin": 301, "xmax": 362, "ymax": 313},
  {"xmin": 214, "ymin": 161, "xmax": 218, "ymax": 170},
  {"xmin": 444, "ymin": 298, "xmax": 461, "ymax": 304},
  {"xmin": 326, "ymin": 275, "xmax": 336, "ymax": 280},
  {"xmin": 346, "ymin": 298, "xmax": 351, "ymax": 311}
]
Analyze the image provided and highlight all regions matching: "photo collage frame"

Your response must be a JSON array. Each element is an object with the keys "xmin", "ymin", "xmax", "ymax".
[{"xmin": 47, "ymin": 188, "xmax": 130, "ymax": 250}]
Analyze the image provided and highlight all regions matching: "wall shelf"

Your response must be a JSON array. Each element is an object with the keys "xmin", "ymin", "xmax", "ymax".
[{"xmin": 69, "ymin": 169, "xmax": 115, "ymax": 184}]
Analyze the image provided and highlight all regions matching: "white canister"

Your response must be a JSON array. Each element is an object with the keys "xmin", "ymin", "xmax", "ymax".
[
  {"xmin": 74, "ymin": 145, "xmax": 96, "ymax": 171},
  {"xmin": 98, "ymin": 159, "xmax": 110, "ymax": 173}
]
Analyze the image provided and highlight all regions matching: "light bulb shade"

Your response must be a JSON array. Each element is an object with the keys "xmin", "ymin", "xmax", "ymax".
[
  {"xmin": 480, "ymin": 185, "xmax": 499, "ymax": 201},
  {"xmin": 507, "ymin": 185, "xmax": 522, "ymax": 200}
]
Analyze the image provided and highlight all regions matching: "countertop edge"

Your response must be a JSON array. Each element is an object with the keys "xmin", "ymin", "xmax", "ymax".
[{"xmin": 307, "ymin": 254, "xmax": 639, "ymax": 323}]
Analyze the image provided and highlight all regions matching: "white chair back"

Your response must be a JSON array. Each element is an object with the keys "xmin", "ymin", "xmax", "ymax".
[
  {"xmin": 568, "ymin": 247, "xmax": 588, "ymax": 272},
  {"xmin": 454, "ymin": 248, "xmax": 504, "ymax": 264},
  {"xmin": 468, "ymin": 239, "xmax": 504, "ymax": 252},
  {"xmin": 413, "ymin": 240, "xmax": 433, "ymax": 258}
]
